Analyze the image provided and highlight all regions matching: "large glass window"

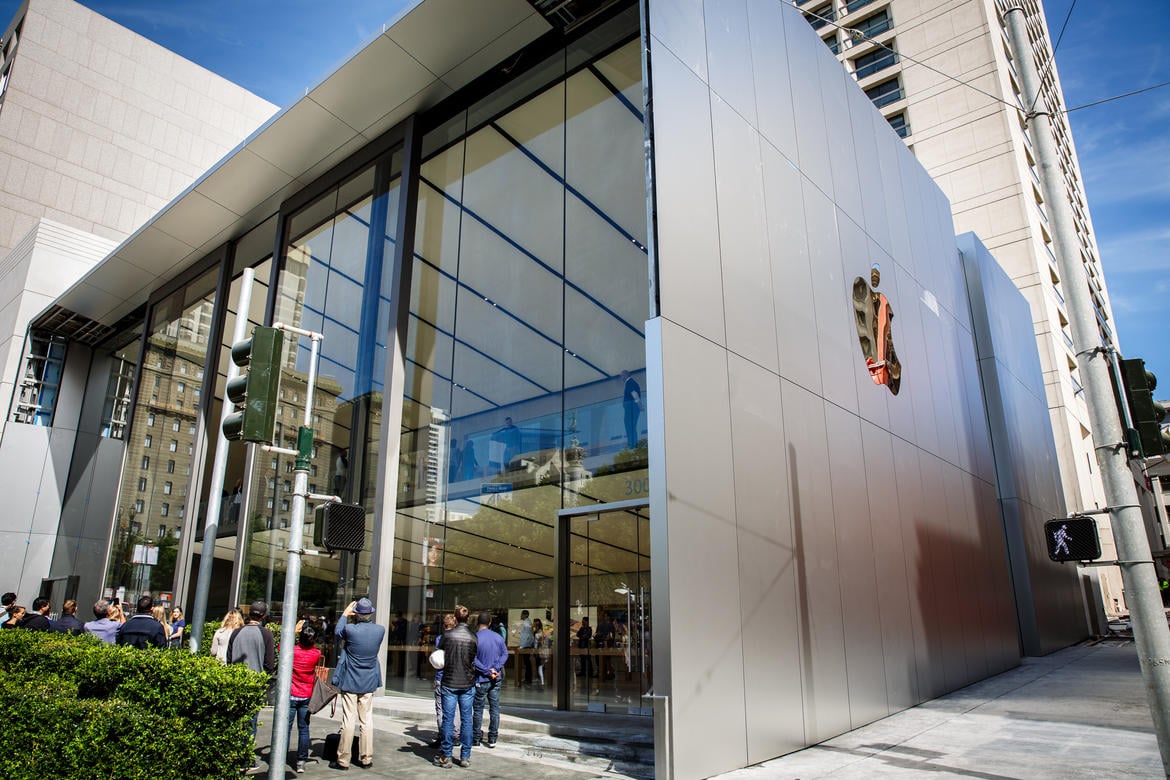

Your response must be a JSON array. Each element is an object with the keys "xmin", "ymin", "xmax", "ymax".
[
  {"xmin": 105, "ymin": 269, "xmax": 218, "ymax": 602},
  {"xmin": 388, "ymin": 14, "xmax": 648, "ymax": 709},
  {"xmin": 243, "ymin": 153, "xmax": 402, "ymax": 625}
]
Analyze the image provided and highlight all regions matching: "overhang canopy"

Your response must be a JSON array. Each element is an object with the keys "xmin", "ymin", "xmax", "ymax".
[{"xmin": 42, "ymin": 0, "xmax": 549, "ymax": 331}]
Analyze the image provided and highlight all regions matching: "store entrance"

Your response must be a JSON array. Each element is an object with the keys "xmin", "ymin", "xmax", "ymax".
[{"xmin": 555, "ymin": 499, "xmax": 651, "ymax": 715}]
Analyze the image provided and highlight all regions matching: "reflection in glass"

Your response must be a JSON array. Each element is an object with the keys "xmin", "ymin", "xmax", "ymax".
[
  {"xmin": 105, "ymin": 269, "xmax": 218, "ymax": 602},
  {"xmin": 388, "ymin": 15, "xmax": 648, "ymax": 713},
  {"xmin": 244, "ymin": 154, "xmax": 401, "ymax": 630}
]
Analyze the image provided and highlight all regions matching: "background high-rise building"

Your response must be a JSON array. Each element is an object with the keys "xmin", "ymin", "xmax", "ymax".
[
  {"xmin": 799, "ymin": 0, "xmax": 1129, "ymax": 613},
  {"xmin": 0, "ymin": 0, "xmax": 274, "ymax": 603}
]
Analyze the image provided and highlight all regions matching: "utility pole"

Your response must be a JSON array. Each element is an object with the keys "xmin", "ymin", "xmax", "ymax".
[
  {"xmin": 188, "ymin": 267, "xmax": 255, "ymax": 653},
  {"xmin": 1005, "ymin": 3, "xmax": 1170, "ymax": 774},
  {"xmin": 268, "ymin": 324, "xmax": 322, "ymax": 776}
]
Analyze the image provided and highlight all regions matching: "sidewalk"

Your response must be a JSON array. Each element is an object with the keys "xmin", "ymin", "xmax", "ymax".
[
  {"xmin": 250, "ymin": 693, "xmax": 648, "ymax": 779},
  {"xmin": 715, "ymin": 639, "xmax": 1161, "ymax": 779},
  {"xmin": 250, "ymin": 639, "xmax": 1161, "ymax": 779}
]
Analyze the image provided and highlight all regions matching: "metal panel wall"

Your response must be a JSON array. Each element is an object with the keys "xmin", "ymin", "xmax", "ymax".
[{"xmin": 644, "ymin": 1, "xmax": 1076, "ymax": 776}]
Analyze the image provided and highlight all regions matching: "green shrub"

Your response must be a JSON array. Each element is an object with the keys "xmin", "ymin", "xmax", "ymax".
[{"xmin": 0, "ymin": 630, "xmax": 268, "ymax": 779}]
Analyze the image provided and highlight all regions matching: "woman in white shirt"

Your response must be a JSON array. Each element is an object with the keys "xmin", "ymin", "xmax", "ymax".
[{"xmin": 210, "ymin": 608, "xmax": 244, "ymax": 663}]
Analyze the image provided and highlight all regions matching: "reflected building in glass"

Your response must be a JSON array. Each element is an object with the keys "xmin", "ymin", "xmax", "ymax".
[{"xmin": 1, "ymin": 1, "xmax": 1098, "ymax": 777}]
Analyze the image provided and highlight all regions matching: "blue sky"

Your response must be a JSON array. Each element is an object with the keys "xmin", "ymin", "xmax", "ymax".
[{"xmin": 0, "ymin": 1, "xmax": 1165, "ymax": 388}]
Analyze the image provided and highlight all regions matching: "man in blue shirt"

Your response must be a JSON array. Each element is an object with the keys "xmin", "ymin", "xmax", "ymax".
[
  {"xmin": 472, "ymin": 611, "xmax": 509, "ymax": 749},
  {"xmin": 332, "ymin": 598, "xmax": 386, "ymax": 770},
  {"xmin": 83, "ymin": 599, "xmax": 121, "ymax": 644}
]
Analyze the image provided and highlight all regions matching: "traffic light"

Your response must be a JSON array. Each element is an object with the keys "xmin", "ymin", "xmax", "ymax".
[
  {"xmin": 1119, "ymin": 358, "xmax": 1170, "ymax": 457},
  {"xmin": 1044, "ymin": 516, "xmax": 1102, "ymax": 563},
  {"xmin": 317, "ymin": 501, "xmax": 365, "ymax": 553},
  {"xmin": 222, "ymin": 326, "xmax": 283, "ymax": 443}
]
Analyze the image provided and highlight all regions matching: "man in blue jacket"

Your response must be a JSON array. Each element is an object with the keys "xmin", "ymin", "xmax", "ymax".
[
  {"xmin": 333, "ymin": 598, "xmax": 386, "ymax": 770},
  {"xmin": 472, "ymin": 611, "xmax": 509, "ymax": 750}
]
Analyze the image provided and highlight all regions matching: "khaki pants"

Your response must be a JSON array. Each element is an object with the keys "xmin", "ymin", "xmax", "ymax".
[{"xmin": 338, "ymin": 690, "xmax": 373, "ymax": 767}]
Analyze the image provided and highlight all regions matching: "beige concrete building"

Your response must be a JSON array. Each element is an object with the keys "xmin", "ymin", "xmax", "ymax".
[
  {"xmin": 0, "ymin": 0, "xmax": 274, "ymax": 604},
  {"xmin": 799, "ymin": 0, "xmax": 1128, "ymax": 613},
  {"xmin": 0, "ymin": 0, "xmax": 275, "ymax": 426}
]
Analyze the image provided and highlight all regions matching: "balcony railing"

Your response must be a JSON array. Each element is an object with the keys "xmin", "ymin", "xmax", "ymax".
[
  {"xmin": 844, "ymin": 0, "xmax": 878, "ymax": 14},
  {"xmin": 855, "ymin": 49, "xmax": 898, "ymax": 78}
]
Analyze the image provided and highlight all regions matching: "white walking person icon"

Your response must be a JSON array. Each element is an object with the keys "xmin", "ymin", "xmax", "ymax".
[{"xmin": 1054, "ymin": 523, "xmax": 1072, "ymax": 556}]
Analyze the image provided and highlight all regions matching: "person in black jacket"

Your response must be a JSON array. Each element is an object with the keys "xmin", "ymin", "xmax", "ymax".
[
  {"xmin": 17, "ymin": 597, "xmax": 53, "ymax": 631},
  {"xmin": 53, "ymin": 600, "xmax": 85, "ymax": 635},
  {"xmin": 434, "ymin": 604, "xmax": 477, "ymax": 768},
  {"xmin": 116, "ymin": 595, "xmax": 167, "ymax": 648}
]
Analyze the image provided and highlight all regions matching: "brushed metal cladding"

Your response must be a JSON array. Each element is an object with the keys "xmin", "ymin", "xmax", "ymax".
[
  {"xmin": 782, "ymin": 3, "xmax": 832, "ymax": 198},
  {"xmin": 657, "ymin": 319, "xmax": 747, "ymax": 779},
  {"xmin": 645, "ymin": 2, "xmax": 1080, "ymax": 775},
  {"xmin": 781, "ymin": 379, "xmax": 851, "ymax": 743},
  {"xmin": 824, "ymin": 403, "xmax": 889, "ymax": 729},
  {"xmin": 711, "ymin": 97, "xmax": 778, "ymax": 372},
  {"xmin": 819, "ymin": 49, "xmax": 863, "ymax": 228},
  {"xmin": 959, "ymin": 233, "xmax": 1085, "ymax": 655},
  {"xmin": 650, "ymin": 0, "xmax": 709, "ymax": 80},
  {"xmin": 727, "ymin": 354, "xmax": 806, "ymax": 762},
  {"xmin": 650, "ymin": 42, "xmax": 726, "ymax": 346},
  {"xmin": 761, "ymin": 142, "xmax": 821, "ymax": 395},
  {"xmin": 704, "ymin": 0, "xmax": 757, "ymax": 125},
  {"xmin": 847, "ymin": 85, "xmax": 891, "ymax": 257},
  {"xmin": 860, "ymin": 420, "xmax": 920, "ymax": 711},
  {"xmin": 746, "ymin": 0, "xmax": 798, "ymax": 162},
  {"xmin": 803, "ymin": 184, "xmax": 858, "ymax": 415}
]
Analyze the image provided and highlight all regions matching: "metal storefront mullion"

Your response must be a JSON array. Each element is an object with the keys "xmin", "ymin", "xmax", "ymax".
[
  {"xmin": 173, "ymin": 243, "xmax": 232, "ymax": 608},
  {"xmin": 369, "ymin": 114, "xmax": 422, "ymax": 649}
]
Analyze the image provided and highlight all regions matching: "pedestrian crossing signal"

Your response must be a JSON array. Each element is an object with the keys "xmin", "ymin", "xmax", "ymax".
[{"xmin": 1044, "ymin": 516, "xmax": 1102, "ymax": 563}]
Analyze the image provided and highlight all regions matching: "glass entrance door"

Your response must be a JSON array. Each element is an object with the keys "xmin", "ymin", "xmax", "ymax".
[{"xmin": 557, "ymin": 500, "xmax": 651, "ymax": 714}]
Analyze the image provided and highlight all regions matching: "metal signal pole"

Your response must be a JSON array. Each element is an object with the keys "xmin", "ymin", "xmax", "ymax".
[
  {"xmin": 268, "ymin": 324, "xmax": 322, "ymax": 776},
  {"xmin": 1005, "ymin": 4, "xmax": 1170, "ymax": 773}
]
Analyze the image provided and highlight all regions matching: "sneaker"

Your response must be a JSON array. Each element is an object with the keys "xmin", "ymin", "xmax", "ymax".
[
  {"xmin": 330, "ymin": 762, "xmax": 349, "ymax": 771},
  {"xmin": 454, "ymin": 758, "xmax": 471, "ymax": 768},
  {"xmin": 486, "ymin": 741, "xmax": 497, "ymax": 749},
  {"xmin": 357, "ymin": 760, "xmax": 373, "ymax": 769},
  {"xmin": 434, "ymin": 755, "xmax": 453, "ymax": 769},
  {"xmin": 296, "ymin": 761, "xmax": 306, "ymax": 774}
]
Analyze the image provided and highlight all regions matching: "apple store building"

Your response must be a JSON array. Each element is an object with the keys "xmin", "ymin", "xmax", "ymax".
[{"xmin": 1, "ymin": 1, "xmax": 1090, "ymax": 776}]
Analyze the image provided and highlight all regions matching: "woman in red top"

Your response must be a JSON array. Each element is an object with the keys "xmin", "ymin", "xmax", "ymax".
[{"xmin": 288, "ymin": 624, "xmax": 323, "ymax": 773}]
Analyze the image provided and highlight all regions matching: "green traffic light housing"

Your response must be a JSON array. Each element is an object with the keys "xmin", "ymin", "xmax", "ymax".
[
  {"xmin": 222, "ymin": 326, "xmax": 283, "ymax": 443},
  {"xmin": 1119, "ymin": 357, "xmax": 1169, "ymax": 457}
]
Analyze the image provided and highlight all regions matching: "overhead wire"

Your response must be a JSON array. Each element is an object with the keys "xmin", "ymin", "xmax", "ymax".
[{"xmin": 1028, "ymin": 0, "xmax": 1077, "ymax": 115}]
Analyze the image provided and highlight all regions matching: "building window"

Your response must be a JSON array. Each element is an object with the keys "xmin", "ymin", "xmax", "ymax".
[
  {"xmin": 147, "ymin": 413, "xmax": 155, "ymax": 427},
  {"xmin": 137, "ymin": 477, "xmax": 147, "ymax": 491},
  {"xmin": 179, "ymin": 363, "xmax": 187, "ymax": 375},
  {"xmin": 163, "ymin": 481, "xmax": 173, "ymax": 495},
  {"xmin": 172, "ymin": 419, "xmax": 180, "ymax": 432},
  {"xmin": 141, "ymin": 455, "xmax": 150, "ymax": 469},
  {"xmin": 133, "ymin": 501, "xmax": 143, "ymax": 515},
  {"xmin": 10, "ymin": 332, "xmax": 67, "ymax": 426},
  {"xmin": 281, "ymin": 499, "xmax": 290, "ymax": 511},
  {"xmin": 805, "ymin": 3, "xmax": 834, "ymax": 30},
  {"xmin": 157, "ymin": 523, "xmax": 167, "ymax": 535},
  {"xmin": 887, "ymin": 111, "xmax": 910, "ymax": 137},
  {"xmin": 865, "ymin": 77, "xmax": 903, "ymax": 108},
  {"xmin": 169, "ymin": 439, "xmax": 178, "ymax": 452},
  {"xmin": 160, "ymin": 504, "xmax": 169, "ymax": 518},
  {"xmin": 177, "ymin": 381, "xmax": 185, "ymax": 394},
  {"xmin": 144, "ymin": 435, "xmax": 152, "ymax": 448},
  {"xmin": 853, "ymin": 47, "xmax": 898, "ymax": 78},
  {"xmin": 167, "ymin": 460, "xmax": 175, "ymax": 473},
  {"xmin": 825, "ymin": 35, "xmax": 841, "ymax": 55},
  {"xmin": 266, "ymin": 498, "xmax": 274, "ymax": 509},
  {"xmin": 178, "ymin": 506, "xmax": 185, "ymax": 520},
  {"xmin": 844, "ymin": 0, "xmax": 877, "ymax": 13},
  {"xmin": 852, "ymin": 9, "xmax": 892, "ymax": 39}
]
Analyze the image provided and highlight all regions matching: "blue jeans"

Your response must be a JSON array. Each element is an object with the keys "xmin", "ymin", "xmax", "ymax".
[
  {"xmin": 440, "ymin": 685, "xmax": 475, "ymax": 760},
  {"xmin": 288, "ymin": 697, "xmax": 311, "ymax": 761},
  {"xmin": 472, "ymin": 677, "xmax": 502, "ymax": 744}
]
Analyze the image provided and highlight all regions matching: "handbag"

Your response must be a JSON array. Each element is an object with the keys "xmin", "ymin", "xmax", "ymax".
[
  {"xmin": 428, "ymin": 648, "xmax": 445, "ymax": 670},
  {"xmin": 309, "ymin": 674, "xmax": 340, "ymax": 715}
]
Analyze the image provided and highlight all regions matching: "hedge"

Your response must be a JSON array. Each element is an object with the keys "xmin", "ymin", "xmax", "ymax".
[{"xmin": 0, "ymin": 629, "xmax": 268, "ymax": 779}]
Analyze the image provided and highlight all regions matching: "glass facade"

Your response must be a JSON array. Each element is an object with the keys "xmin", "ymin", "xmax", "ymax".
[
  {"xmin": 92, "ymin": 5, "xmax": 651, "ymax": 711},
  {"xmin": 105, "ymin": 269, "xmax": 218, "ymax": 602},
  {"xmin": 386, "ymin": 17, "xmax": 650, "ymax": 711}
]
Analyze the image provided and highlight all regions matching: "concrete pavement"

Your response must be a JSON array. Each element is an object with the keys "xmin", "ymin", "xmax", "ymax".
[
  {"xmin": 716, "ymin": 639, "xmax": 1161, "ymax": 779},
  {"xmin": 249, "ymin": 639, "xmax": 1161, "ymax": 779}
]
